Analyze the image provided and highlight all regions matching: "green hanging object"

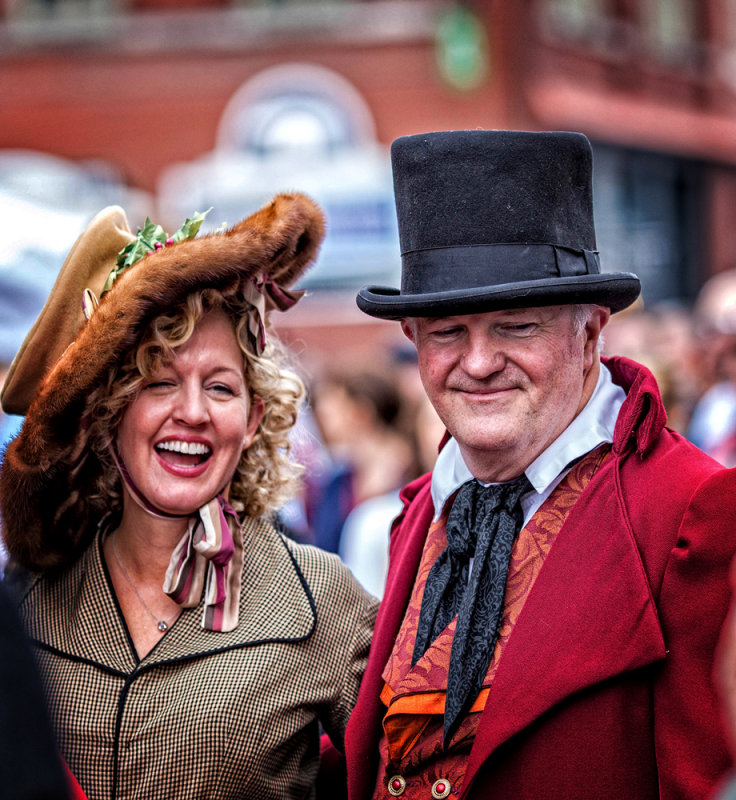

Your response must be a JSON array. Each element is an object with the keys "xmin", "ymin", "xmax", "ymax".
[{"xmin": 435, "ymin": 5, "xmax": 490, "ymax": 92}]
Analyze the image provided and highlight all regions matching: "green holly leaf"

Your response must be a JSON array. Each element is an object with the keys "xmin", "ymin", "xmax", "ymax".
[
  {"xmin": 138, "ymin": 217, "xmax": 167, "ymax": 249},
  {"xmin": 104, "ymin": 209, "xmax": 212, "ymax": 299},
  {"xmin": 171, "ymin": 208, "xmax": 212, "ymax": 243}
]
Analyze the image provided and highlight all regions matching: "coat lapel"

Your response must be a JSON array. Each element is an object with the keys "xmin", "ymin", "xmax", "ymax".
[
  {"xmin": 21, "ymin": 530, "xmax": 136, "ymax": 674},
  {"xmin": 464, "ymin": 457, "xmax": 666, "ymax": 791},
  {"xmin": 150, "ymin": 517, "xmax": 315, "ymax": 665},
  {"xmin": 346, "ymin": 475, "xmax": 434, "ymax": 799},
  {"xmin": 21, "ymin": 517, "xmax": 316, "ymax": 673}
]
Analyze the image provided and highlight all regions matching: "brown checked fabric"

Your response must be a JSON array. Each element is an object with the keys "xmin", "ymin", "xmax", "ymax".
[{"xmin": 18, "ymin": 517, "xmax": 377, "ymax": 800}]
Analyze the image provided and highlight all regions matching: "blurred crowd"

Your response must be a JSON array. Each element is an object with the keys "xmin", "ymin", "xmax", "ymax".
[
  {"xmin": 282, "ymin": 345, "xmax": 445, "ymax": 598},
  {"xmin": 5, "ymin": 269, "xmax": 736, "ymax": 596},
  {"xmin": 604, "ymin": 268, "xmax": 736, "ymax": 459}
]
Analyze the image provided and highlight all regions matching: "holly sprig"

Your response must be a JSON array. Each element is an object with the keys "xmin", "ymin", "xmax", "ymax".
[{"xmin": 102, "ymin": 208, "xmax": 212, "ymax": 297}]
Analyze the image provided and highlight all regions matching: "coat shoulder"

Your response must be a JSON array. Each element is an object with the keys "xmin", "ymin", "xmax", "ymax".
[{"xmin": 280, "ymin": 536, "xmax": 379, "ymax": 615}]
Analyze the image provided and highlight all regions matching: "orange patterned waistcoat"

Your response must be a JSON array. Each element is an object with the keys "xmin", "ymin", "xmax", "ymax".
[{"xmin": 373, "ymin": 445, "xmax": 610, "ymax": 800}]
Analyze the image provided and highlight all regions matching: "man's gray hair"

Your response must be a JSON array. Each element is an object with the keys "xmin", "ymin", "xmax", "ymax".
[{"xmin": 571, "ymin": 303, "xmax": 605, "ymax": 349}]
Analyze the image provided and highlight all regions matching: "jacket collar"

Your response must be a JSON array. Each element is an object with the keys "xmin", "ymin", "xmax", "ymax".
[
  {"xmin": 604, "ymin": 355, "xmax": 668, "ymax": 457},
  {"xmin": 20, "ymin": 517, "xmax": 316, "ymax": 674}
]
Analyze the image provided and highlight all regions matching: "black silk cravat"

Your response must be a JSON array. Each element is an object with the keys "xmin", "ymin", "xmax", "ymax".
[{"xmin": 412, "ymin": 473, "xmax": 533, "ymax": 748}]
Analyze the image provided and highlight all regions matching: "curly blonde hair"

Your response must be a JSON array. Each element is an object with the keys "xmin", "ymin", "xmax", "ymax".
[{"xmin": 75, "ymin": 288, "xmax": 304, "ymax": 524}]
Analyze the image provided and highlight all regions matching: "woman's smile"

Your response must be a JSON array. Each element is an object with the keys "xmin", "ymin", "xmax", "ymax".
[
  {"xmin": 155, "ymin": 438, "xmax": 213, "ymax": 471},
  {"xmin": 116, "ymin": 311, "xmax": 263, "ymax": 516}
]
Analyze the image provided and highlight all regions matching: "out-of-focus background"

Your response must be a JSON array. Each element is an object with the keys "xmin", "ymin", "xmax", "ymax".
[{"xmin": 4, "ymin": 0, "xmax": 736, "ymax": 590}]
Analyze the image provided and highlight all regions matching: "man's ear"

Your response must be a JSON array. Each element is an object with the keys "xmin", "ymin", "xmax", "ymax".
[
  {"xmin": 583, "ymin": 306, "xmax": 611, "ymax": 368},
  {"xmin": 400, "ymin": 318, "xmax": 416, "ymax": 343}
]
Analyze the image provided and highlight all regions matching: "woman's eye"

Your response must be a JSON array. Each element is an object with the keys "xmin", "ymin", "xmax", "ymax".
[
  {"xmin": 209, "ymin": 384, "xmax": 235, "ymax": 395},
  {"xmin": 144, "ymin": 380, "xmax": 175, "ymax": 390}
]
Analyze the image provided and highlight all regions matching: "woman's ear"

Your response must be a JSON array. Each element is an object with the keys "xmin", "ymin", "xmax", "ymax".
[{"xmin": 243, "ymin": 395, "xmax": 265, "ymax": 449}]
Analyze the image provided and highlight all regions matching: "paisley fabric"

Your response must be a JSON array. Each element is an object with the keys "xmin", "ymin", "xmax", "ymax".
[
  {"xmin": 371, "ymin": 446, "xmax": 610, "ymax": 799},
  {"xmin": 412, "ymin": 473, "xmax": 532, "ymax": 746}
]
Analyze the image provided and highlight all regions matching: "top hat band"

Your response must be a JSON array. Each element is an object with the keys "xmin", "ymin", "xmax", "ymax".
[{"xmin": 400, "ymin": 243, "xmax": 601, "ymax": 294}]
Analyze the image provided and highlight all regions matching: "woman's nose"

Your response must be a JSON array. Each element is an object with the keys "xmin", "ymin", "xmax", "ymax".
[{"xmin": 173, "ymin": 385, "xmax": 209, "ymax": 425}]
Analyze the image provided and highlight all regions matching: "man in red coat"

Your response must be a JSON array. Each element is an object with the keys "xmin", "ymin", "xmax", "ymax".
[{"xmin": 348, "ymin": 130, "xmax": 736, "ymax": 799}]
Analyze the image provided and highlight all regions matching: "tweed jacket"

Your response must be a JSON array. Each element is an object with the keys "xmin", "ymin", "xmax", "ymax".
[
  {"xmin": 345, "ymin": 356, "xmax": 736, "ymax": 800},
  {"xmin": 18, "ymin": 516, "xmax": 377, "ymax": 800}
]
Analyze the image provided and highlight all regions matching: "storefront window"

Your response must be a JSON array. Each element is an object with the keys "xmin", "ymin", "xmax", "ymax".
[
  {"xmin": 639, "ymin": 0, "xmax": 697, "ymax": 63},
  {"xmin": 593, "ymin": 143, "xmax": 702, "ymax": 306}
]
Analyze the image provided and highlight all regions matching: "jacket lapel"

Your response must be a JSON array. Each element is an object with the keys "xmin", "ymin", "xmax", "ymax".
[
  {"xmin": 346, "ymin": 475, "xmax": 434, "ymax": 799},
  {"xmin": 150, "ymin": 518, "xmax": 315, "ymax": 665},
  {"xmin": 21, "ymin": 531, "xmax": 137, "ymax": 674},
  {"xmin": 21, "ymin": 517, "xmax": 316, "ymax": 673},
  {"xmin": 464, "ymin": 457, "xmax": 666, "ymax": 791}
]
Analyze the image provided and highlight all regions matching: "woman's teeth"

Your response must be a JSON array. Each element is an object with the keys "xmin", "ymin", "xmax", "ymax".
[{"xmin": 156, "ymin": 441, "xmax": 211, "ymax": 456}]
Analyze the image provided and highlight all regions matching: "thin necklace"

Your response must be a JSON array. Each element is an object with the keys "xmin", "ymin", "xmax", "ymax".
[{"xmin": 111, "ymin": 534, "xmax": 178, "ymax": 633}]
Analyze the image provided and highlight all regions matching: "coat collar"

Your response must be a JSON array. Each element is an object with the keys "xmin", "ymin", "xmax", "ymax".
[
  {"xmin": 604, "ymin": 355, "xmax": 667, "ymax": 457},
  {"xmin": 20, "ymin": 517, "xmax": 316, "ymax": 674}
]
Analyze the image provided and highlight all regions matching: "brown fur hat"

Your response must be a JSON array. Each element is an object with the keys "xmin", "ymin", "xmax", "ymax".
[{"xmin": 0, "ymin": 192, "xmax": 325, "ymax": 571}]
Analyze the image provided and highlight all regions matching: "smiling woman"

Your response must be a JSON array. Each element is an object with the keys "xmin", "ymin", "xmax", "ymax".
[{"xmin": 0, "ymin": 196, "xmax": 377, "ymax": 800}]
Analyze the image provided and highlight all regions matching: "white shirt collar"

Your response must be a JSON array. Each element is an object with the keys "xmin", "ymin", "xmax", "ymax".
[{"xmin": 430, "ymin": 361, "xmax": 626, "ymax": 519}]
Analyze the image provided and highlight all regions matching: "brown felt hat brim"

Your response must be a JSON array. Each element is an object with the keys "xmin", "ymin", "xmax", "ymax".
[{"xmin": 1, "ymin": 207, "xmax": 134, "ymax": 416}]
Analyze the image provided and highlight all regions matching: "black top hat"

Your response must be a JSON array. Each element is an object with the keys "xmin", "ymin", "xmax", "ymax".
[{"xmin": 357, "ymin": 130, "xmax": 640, "ymax": 319}]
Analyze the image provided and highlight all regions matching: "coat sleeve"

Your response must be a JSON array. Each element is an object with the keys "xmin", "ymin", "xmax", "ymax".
[
  {"xmin": 314, "ymin": 556, "xmax": 378, "ymax": 800},
  {"xmin": 654, "ymin": 468, "xmax": 736, "ymax": 799},
  {"xmin": 319, "ymin": 567, "xmax": 378, "ymax": 751}
]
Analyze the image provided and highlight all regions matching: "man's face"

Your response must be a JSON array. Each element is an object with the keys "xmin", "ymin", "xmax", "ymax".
[{"xmin": 401, "ymin": 305, "xmax": 608, "ymax": 482}]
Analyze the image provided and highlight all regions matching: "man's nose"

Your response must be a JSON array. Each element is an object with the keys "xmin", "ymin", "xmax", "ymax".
[{"xmin": 461, "ymin": 334, "xmax": 505, "ymax": 378}]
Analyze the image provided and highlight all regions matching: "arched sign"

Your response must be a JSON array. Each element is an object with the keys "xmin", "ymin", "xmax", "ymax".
[{"xmin": 158, "ymin": 64, "xmax": 400, "ymax": 291}]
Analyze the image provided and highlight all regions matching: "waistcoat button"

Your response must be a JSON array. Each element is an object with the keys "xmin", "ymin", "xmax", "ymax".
[
  {"xmin": 388, "ymin": 775, "xmax": 406, "ymax": 796},
  {"xmin": 432, "ymin": 778, "xmax": 451, "ymax": 798}
]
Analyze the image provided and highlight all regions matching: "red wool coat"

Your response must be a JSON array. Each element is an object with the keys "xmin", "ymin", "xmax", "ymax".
[{"xmin": 345, "ymin": 356, "xmax": 736, "ymax": 800}]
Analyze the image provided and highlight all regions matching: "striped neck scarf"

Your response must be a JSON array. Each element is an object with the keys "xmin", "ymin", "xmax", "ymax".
[
  {"xmin": 163, "ymin": 496, "xmax": 243, "ymax": 632},
  {"xmin": 113, "ymin": 446, "xmax": 244, "ymax": 632}
]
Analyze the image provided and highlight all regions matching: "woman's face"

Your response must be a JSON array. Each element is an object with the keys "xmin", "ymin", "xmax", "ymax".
[{"xmin": 116, "ymin": 310, "xmax": 264, "ymax": 516}]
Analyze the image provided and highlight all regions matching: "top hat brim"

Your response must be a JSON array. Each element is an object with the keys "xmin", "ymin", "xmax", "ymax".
[{"xmin": 356, "ymin": 273, "xmax": 641, "ymax": 320}]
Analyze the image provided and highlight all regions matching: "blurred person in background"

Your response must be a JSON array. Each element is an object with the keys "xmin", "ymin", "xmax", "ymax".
[
  {"xmin": 687, "ymin": 269, "xmax": 736, "ymax": 466},
  {"xmin": 308, "ymin": 368, "xmax": 417, "ymax": 557},
  {"xmin": 0, "ymin": 195, "xmax": 376, "ymax": 800},
  {"xmin": 336, "ymin": 377, "xmax": 445, "ymax": 599},
  {"xmin": 344, "ymin": 129, "xmax": 736, "ymax": 800},
  {"xmin": 602, "ymin": 301, "xmax": 699, "ymax": 435}
]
